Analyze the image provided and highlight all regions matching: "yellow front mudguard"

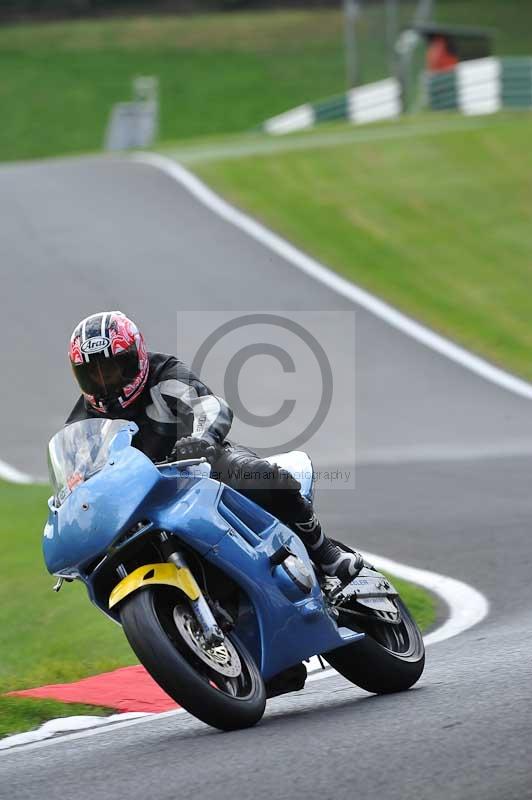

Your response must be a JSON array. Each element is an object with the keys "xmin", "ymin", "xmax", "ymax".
[{"xmin": 109, "ymin": 562, "xmax": 200, "ymax": 610}]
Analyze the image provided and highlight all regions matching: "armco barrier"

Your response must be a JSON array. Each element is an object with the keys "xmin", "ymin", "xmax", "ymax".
[
  {"xmin": 263, "ymin": 78, "xmax": 401, "ymax": 135},
  {"xmin": 263, "ymin": 57, "xmax": 532, "ymax": 136},
  {"xmin": 427, "ymin": 56, "xmax": 532, "ymax": 115}
]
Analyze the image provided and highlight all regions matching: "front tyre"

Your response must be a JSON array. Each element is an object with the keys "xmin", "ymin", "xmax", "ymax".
[
  {"xmin": 120, "ymin": 587, "xmax": 266, "ymax": 731},
  {"xmin": 325, "ymin": 597, "xmax": 425, "ymax": 694}
]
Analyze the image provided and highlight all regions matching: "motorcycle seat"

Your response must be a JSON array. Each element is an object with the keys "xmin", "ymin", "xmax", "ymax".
[{"xmin": 264, "ymin": 451, "xmax": 314, "ymax": 501}]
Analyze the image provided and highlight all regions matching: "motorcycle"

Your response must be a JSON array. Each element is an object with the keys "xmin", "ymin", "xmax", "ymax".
[{"xmin": 43, "ymin": 418, "xmax": 425, "ymax": 731}]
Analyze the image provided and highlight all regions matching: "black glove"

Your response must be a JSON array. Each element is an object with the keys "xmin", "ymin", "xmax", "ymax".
[{"xmin": 170, "ymin": 436, "xmax": 219, "ymax": 463}]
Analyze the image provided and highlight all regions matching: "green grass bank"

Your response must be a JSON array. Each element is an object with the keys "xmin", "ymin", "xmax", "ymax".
[
  {"xmin": 0, "ymin": 481, "xmax": 136, "ymax": 737},
  {"xmin": 193, "ymin": 112, "xmax": 532, "ymax": 382}
]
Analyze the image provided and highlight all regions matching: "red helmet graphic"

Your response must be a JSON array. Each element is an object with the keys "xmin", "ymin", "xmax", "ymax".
[{"xmin": 69, "ymin": 311, "xmax": 149, "ymax": 413}]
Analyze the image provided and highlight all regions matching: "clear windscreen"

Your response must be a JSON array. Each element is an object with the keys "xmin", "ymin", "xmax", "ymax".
[{"xmin": 48, "ymin": 419, "xmax": 129, "ymax": 506}]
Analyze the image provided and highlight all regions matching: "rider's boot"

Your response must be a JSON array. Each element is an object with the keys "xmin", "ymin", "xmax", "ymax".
[{"xmin": 293, "ymin": 510, "xmax": 364, "ymax": 585}]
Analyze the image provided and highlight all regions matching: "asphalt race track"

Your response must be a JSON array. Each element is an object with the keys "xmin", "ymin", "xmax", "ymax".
[{"xmin": 1, "ymin": 156, "xmax": 532, "ymax": 799}]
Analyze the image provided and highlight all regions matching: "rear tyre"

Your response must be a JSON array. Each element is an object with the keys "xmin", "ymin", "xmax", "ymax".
[
  {"xmin": 325, "ymin": 596, "xmax": 425, "ymax": 694},
  {"xmin": 120, "ymin": 586, "xmax": 266, "ymax": 731}
]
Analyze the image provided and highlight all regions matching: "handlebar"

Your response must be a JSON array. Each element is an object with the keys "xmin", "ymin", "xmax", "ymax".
[{"xmin": 154, "ymin": 456, "xmax": 208, "ymax": 469}]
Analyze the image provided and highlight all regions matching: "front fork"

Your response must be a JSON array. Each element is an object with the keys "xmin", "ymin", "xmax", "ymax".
[
  {"xmin": 108, "ymin": 533, "xmax": 224, "ymax": 646},
  {"xmin": 159, "ymin": 533, "xmax": 224, "ymax": 646}
]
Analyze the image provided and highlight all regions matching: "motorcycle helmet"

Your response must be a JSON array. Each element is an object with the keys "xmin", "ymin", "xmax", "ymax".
[{"xmin": 69, "ymin": 311, "xmax": 149, "ymax": 413}]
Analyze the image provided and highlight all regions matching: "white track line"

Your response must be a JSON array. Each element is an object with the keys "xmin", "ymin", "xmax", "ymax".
[
  {"xmin": 132, "ymin": 151, "xmax": 532, "ymax": 402},
  {"xmin": 0, "ymin": 549, "xmax": 488, "ymax": 753},
  {"xmin": 0, "ymin": 457, "xmax": 35, "ymax": 484},
  {"xmin": 360, "ymin": 550, "xmax": 488, "ymax": 646}
]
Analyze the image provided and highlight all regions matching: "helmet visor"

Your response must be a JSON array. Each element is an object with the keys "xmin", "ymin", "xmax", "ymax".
[{"xmin": 72, "ymin": 345, "xmax": 140, "ymax": 403}]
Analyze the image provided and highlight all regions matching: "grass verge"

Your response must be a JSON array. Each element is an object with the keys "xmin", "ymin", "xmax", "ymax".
[
  {"xmin": 0, "ymin": 478, "xmax": 435, "ymax": 738},
  {"xmin": 0, "ymin": 480, "xmax": 136, "ymax": 738},
  {"xmin": 389, "ymin": 575, "xmax": 437, "ymax": 634},
  {"xmin": 0, "ymin": 697, "xmax": 110, "ymax": 740},
  {"xmin": 193, "ymin": 111, "xmax": 532, "ymax": 381}
]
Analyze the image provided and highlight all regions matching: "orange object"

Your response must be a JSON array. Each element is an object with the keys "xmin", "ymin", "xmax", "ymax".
[{"xmin": 427, "ymin": 36, "xmax": 458, "ymax": 72}]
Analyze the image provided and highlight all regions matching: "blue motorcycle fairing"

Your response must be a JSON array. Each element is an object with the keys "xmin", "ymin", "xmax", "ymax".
[
  {"xmin": 44, "ymin": 445, "xmax": 159, "ymax": 575},
  {"xmin": 44, "ymin": 427, "xmax": 363, "ymax": 679},
  {"xmin": 44, "ymin": 428, "xmax": 234, "ymax": 575},
  {"xmin": 201, "ymin": 519, "xmax": 360, "ymax": 679}
]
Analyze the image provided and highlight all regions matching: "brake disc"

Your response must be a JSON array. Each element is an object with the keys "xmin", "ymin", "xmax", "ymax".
[{"xmin": 173, "ymin": 605, "xmax": 242, "ymax": 678}]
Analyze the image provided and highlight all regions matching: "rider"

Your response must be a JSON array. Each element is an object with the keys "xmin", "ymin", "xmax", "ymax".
[{"xmin": 66, "ymin": 311, "xmax": 363, "ymax": 585}]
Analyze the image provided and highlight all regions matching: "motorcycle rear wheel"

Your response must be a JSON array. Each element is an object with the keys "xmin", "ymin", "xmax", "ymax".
[
  {"xmin": 120, "ymin": 586, "xmax": 266, "ymax": 731},
  {"xmin": 324, "ymin": 596, "xmax": 425, "ymax": 694}
]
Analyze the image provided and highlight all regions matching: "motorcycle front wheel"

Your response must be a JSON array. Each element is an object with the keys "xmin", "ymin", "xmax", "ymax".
[
  {"xmin": 120, "ymin": 586, "xmax": 266, "ymax": 731},
  {"xmin": 324, "ymin": 595, "xmax": 425, "ymax": 694}
]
